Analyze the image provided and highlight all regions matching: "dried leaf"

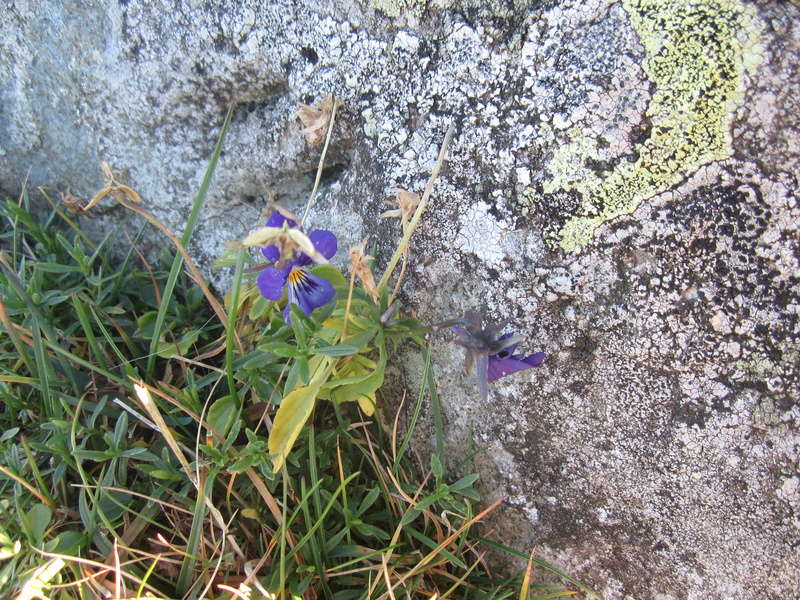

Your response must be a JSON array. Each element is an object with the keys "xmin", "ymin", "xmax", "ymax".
[
  {"xmin": 381, "ymin": 188, "xmax": 420, "ymax": 233},
  {"xmin": 349, "ymin": 237, "xmax": 379, "ymax": 302},
  {"xmin": 297, "ymin": 95, "xmax": 335, "ymax": 146}
]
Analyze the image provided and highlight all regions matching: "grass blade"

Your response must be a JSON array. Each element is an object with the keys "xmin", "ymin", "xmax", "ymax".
[
  {"xmin": 225, "ymin": 249, "xmax": 246, "ymax": 402},
  {"xmin": 146, "ymin": 105, "xmax": 234, "ymax": 378},
  {"xmin": 473, "ymin": 536, "xmax": 600, "ymax": 600},
  {"xmin": 393, "ymin": 344, "xmax": 431, "ymax": 472}
]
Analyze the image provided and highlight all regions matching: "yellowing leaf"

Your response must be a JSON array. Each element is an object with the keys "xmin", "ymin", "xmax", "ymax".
[
  {"xmin": 330, "ymin": 346, "xmax": 386, "ymax": 408},
  {"xmin": 358, "ymin": 393, "xmax": 376, "ymax": 416},
  {"xmin": 241, "ymin": 508, "xmax": 260, "ymax": 520},
  {"xmin": 268, "ymin": 383, "xmax": 320, "ymax": 473}
]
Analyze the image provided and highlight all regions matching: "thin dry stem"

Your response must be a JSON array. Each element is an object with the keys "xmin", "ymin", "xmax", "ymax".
[
  {"xmin": 133, "ymin": 382, "xmax": 194, "ymax": 483},
  {"xmin": 301, "ymin": 98, "xmax": 339, "ymax": 225},
  {"xmin": 382, "ymin": 498, "xmax": 503, "ymax": 599},
  {"xmin": 0, "ymin": 464, "xmax": 55, "ymax": 510},
  {"xmin": 377, "ymin": 123, "xmax": 455, "ymax": 293}
]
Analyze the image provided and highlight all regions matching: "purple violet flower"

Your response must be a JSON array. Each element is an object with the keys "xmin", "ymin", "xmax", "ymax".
[
  {"xmin": 256, "ymin": 212, "xmax": 338, "ymax": 323},
  {"xmin": 451, "ymin": 311, "xmax": 546, "ymax": 402}
]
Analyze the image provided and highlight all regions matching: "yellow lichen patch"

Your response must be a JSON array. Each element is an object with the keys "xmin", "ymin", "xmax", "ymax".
[{"xmin": 555, "ymin": 0, "xmax": 763, "ymax": 253}]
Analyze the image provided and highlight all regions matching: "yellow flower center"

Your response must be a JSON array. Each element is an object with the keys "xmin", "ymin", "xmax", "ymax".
[{"xmin": 287, "ymin": 268, "xmax": 306, "ymax": 285}]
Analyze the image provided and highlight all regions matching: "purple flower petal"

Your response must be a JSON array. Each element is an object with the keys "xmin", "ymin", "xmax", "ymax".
[
  {"xmin": 265, "ymin": 212, "xmax": 298, "ymax": 229},
  {"xmin": 487, "ymin": 353, "xmax": 545, "ymax": 383},
  {"xmin": 523, "ymin": 352, "xmax": 547, "ymax": 368},
  {"xmin": 257, "ymin": 267, "xmax": 290, "ymax": 301},
  {"xmin": 296, "ymin": 229, "xmax": 338, "ymax": 266},
  {"xmin": 283, "ymin": 268, "xmax": 335, "ymax": 323},
  {"xmin": 261, "ymin": 244, "xmax": 281, "ymax": 262},
  {"xmin": 309, "ymin": 229, "xmax": 337, "ymax": 260},
  {"xmin": 494, "ymin": 332, "xmax": 518, "ymax": 358}
]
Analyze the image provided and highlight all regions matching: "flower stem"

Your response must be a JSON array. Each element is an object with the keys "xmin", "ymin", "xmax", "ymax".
[{"xmin": 377, "ymin": 123, "xmax": 455, "ymax": 293}]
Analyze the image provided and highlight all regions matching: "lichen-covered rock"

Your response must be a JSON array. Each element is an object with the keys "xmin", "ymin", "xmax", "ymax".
[{"xmin": 2, "ymin": 0, "xmax": 798, "ymax": 597}]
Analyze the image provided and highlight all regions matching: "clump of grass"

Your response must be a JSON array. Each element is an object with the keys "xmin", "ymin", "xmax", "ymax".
[{"xmin": 0, "ymin": 108, "xmax": 595, "ymax": 600}]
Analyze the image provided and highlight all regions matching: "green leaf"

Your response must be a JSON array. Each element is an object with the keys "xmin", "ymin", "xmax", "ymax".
[
  {"xmin": 288, "ymin": 303, "xmax": 314, "ymax": 347},
  {"xmin": 207, "ymin": 395, "xmax": 238, "ymax": 438},
  {"xmin": 314, "ymin": 343, "xmax": 359, "ymax": 357},
  {"xmin": 268, "ymin": 383, "xmax": 321, "ymax": 473},
  {"xmin": 31, "ymin": 262, "xmax": 82, "ymax": 273},
  {"xmin": 45, "ymin": 531, "xmax": 85, "ymax": 554},
  {"xmin": 310, "ymin": 264, "xmax": 347, "ymax": 288},
  {"xmin": 156, "ymin": 329, "xmax": 201, "ymax": 358},
  {"xmin": 0, "ymin": 428, "xmax": 19, "ymax": 442},
  {"xmin": 331, "ymin": 346, "xmax": 386, "ymax": 406},
  {"xmin": 449, "ymin": 473, "xmax": 479, "ymax": 491},
  {"xmin": 248, "ymin": 295, "xmax": 272, "ymax": 321},
  {"xmin": 356, "ymin": 487, "xmax": 381, "ymax": 517},
  {"xmin": 342, "ymin": 327, "xmax": 378, "ymax": 350},
  {"xmin": 241, "ymin": 351, "xmax": 280, "ymax": 369},
  {"xmin": 319, "ymin": 370, "xmax": 374, "ymax": 391},
  {"xmin": 431, "ymin": 454, "xmax": 443, "ymax": 481},
  {"xmin": 213, "ymin": 248, "xmax": 241, "ymax": 268},
  {"xmin": 24, "ymin": 504, "xmax": 52, "ymax": 546},
  {"xmin": 136, "ymin": 311, "xmax": 159, "ymax": 339},
  {"xmin": 0, "ymin": 539, "xmax": 20, "ymax": 560},
  {"xmin": 297, "ymin": 356, "xmax": 310, "ymax": 385},
  {"xmin": 259, "ymin": 341, "xmax": 302, "ymax": 358}
]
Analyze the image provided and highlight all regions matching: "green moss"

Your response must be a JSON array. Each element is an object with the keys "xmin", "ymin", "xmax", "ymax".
[{"xmin": 550, "ymin": 0, "xmax": 763, "ymax": 252}]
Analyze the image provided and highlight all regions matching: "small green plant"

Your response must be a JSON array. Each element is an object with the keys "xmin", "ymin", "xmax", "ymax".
[{"xmin": 0, "ymin": 104, "xmax": 595, "ymax": 600}]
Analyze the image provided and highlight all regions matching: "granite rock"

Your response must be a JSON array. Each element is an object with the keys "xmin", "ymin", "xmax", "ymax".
[{"xmin": 2, "ymin": 0, "xmax": 798, "ymax": 597}]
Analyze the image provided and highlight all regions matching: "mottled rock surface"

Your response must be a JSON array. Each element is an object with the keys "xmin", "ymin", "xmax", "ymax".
[{"xmin": 2, "ymin": 0, "xmax": 798, "ymax": 598}]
